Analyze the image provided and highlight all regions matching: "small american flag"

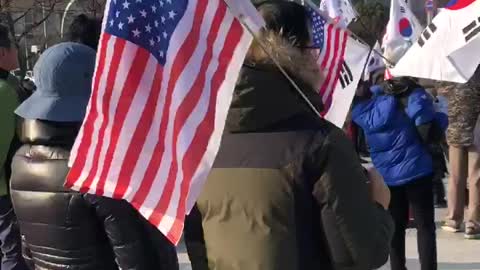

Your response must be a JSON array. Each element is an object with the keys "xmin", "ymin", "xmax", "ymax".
[
  {"xmin": 309, "ymin": 8, "xmax": 348, "ymax": 114},
  {"xmin": 66, "ymin": 0, "xmax": 259, "ymax": 244}
]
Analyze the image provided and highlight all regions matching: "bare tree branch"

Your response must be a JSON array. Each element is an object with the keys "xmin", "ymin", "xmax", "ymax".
[
  {"xmin": 15, "ymin": 0, "xmax": 63, "ymax": 42},
  {"xmin": 0, "ymin": 0, "xmax": 13, "ymax": 13},
  {"xmin": 13, "ymin": 8, "xmax": 33, "ymax": 24}
]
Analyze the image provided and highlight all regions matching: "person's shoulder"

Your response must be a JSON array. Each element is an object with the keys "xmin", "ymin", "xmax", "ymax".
[
  {"xmin": 308, "ymin": 117, "xmax": 336, "ymax": 136},
  {"xmin": 303, "ymin": 119, "xmax": 356, "ymax": 171},
  {"xmin": 0, "ymin": 79, "xmax": 17, "ymax": 101},
  {"xmin": 407, "ymin": 87, "xmax": 432, "ymax": 102},
  {"xmin": 309, "ymin": 119, "xmax": 353, "ymax": 151},
  {"xmin": 0, "ymin": 78, "xmax": 10, "ymax": 90},
  {"xmin": 410, "ymin": 86, "xmax": 428, "ymax": 95},
  {"xmin": 7, "ymin": 74, "xmax": 20, "ymax": 85},
  {"xmin": 367, "ymin": 94, "xmax": 397, "ymax": 114},
  {"xmin": 354, "ymin": 94, "xmax": 392, "ymax": 108}
]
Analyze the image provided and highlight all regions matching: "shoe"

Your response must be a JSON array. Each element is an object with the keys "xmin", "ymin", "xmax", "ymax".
[
  {"xmin": 441, "ymin": 220, "xmax": 463, "ymax": 233},
  {"xmin": 465, "ymin": 222, "xmax": 480, "ymax": 239}
]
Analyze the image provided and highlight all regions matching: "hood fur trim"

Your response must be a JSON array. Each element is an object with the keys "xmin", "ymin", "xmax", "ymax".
[{"xmin": 246, "ymin": 31, "xmax": 323, "ymax": 91}]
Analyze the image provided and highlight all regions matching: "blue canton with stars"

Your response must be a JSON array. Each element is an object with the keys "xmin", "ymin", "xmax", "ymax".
[
  {"xmin": 308, "ymin": 7, "xmax": 326, "ymax": 50},
  {"xmin": 106, "ymin": 0, "xmax": 188, "ymax": 65}
]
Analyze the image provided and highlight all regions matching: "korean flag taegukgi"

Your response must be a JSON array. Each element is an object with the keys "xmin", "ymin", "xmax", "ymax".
[{"xmin": 391, "ymin": 0, "xmax": 480, "ymax": 83}]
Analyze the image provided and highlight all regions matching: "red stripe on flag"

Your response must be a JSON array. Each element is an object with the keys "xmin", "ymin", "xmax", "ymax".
[
  {"xmin": 112, "ymin": 65, "xmax": 163, "ymax": 199},
  {"xmin": 77, "ymin": 38, "xmax": 127, "ymax": 194},
  {"xmin": 94, "ymin": 49, "xmax": 151, "ymax": 196},
  {"xmin": 148, "ymin": 2, "xmax": 227, "ymax": 226},
  {"xmin": 385, "ymin": 69, "xmax": 393, "ymax": 80},
  {"xmin": 131, "ymin": 0, "xmax": 209, "ymax": 208},
  {"xmin": 81, "ymin": 43, "xmax": 137, "ymax": 194},
  {"xmin": 322, "ymin": 32, "xmax": 349, "ymax": 113},
  {"xmin": 319, "ymin": 24, "xmax": 333, "ymax": 71},
  {"xmin": 66, "ymin": 34, "xmax": 112, "ymax": 188},
  {"xmin": 320, "ymin": 27, "xmax": 341, "ymax": 97},
  {"xmin": 167, "ymin": 21, "xmax": 244, "ymax": 242}
]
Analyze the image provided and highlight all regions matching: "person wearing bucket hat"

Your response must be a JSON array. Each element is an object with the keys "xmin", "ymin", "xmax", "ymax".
[
  {"xmin": 15, "ymin": 42, "xmax": 94, "ymax": 122},
  {"xmin": 9, "ymin": 42, "xmax": 179, "ymax": 270}
]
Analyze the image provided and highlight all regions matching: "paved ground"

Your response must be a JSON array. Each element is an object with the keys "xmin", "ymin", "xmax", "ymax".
[
  {"xmin": 378, "ymin": 208, "xmax": 480, "ymax": 270},
  {"xmin": 177, "ymin": 208, "xmax": 480, "ymax": 270}
]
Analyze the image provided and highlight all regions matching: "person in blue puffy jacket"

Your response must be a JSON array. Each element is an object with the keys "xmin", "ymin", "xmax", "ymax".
[{"xmin": 352, "ymin": 76, "xmax": 442, "ymax": 270}]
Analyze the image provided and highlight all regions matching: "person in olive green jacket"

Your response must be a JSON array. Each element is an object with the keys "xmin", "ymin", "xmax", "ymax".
[
  {"xmin": 184, "ymin": 2, "xmax": 394, "ymax": 270},
  {"xmin": 0, "ymin": 24, "xmax": 28, "ymax": 270}
]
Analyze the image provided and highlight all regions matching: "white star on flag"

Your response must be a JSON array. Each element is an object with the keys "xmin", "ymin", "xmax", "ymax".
[{"xmin": 127, "ymin": 15, "xmax": 135, "ymax": 23}]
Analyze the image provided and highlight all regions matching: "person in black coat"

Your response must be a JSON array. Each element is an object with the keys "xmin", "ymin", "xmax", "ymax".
[
  {"xmin": 9, "ymin": 42, "xmax": 178, "ymax": 270},
  {"xmin": 184, "ymin": 2, "xmax": 394, "ymax": 270}
]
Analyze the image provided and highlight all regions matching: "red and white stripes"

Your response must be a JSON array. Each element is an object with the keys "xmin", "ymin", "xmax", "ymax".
[
  {"xmin": 66, "ymin": 0, "xmax": 256, "ymax": 244},
  {"xmin": 318, "ymin": 23, "xmax": 349, "ymax": 113}
]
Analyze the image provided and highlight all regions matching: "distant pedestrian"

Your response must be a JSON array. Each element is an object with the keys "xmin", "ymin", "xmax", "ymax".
[
  {"xmin": 0, "ymin": 24, "xmax": 29, "ymax": 270},
  {"xmin": 353, "ymin": 76, "xmax": 443, "ymax": 270},
  {"xmin": 185, "ymin": 2, "xmax": 394, "ymax": 270},
  {"xmin": 439, "ymin": 66, "xmax": 480, "ymax": 239},
  {"xmin": 67, "ymin": 14, "xmax": 102, "ymax": 50},
  {"xmin": 425, "ymin": 87, "xmax": 448, "ymax": 208}
]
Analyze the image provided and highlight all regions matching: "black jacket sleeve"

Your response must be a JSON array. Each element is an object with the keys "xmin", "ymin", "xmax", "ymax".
[
  {"xmin": 308, "ymin": 126, "xmax": 394, "ymax": 270},
  {"xmin": 83, "ymin": 194, "xmax": 151, "ymax": 270},
  {"xmin": 184, "ymin": 205, "xmax": 209, "ymax": 270}
]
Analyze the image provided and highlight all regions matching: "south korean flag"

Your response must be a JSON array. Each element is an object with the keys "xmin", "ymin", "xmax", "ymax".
[{"xmin": 391, "ymin": 0, "xmax": 480, "ymax": 83}]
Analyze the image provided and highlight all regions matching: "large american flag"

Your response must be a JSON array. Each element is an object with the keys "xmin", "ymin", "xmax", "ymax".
[
  {"xmin": 66, "ymin": 0, "xmax": 258, "ymax": 244},
  {"xmin": 309, "ymin": 8, "xmax": 348, "ymax": 114}
]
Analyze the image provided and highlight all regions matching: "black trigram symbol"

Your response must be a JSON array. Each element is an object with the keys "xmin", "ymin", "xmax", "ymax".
[
  {"xmin": 339, "ymin": 61, "xmax": 353, "ymax": 89},
  {"xmin": 400, "ymin": 6, "xmax": 406, "ymax": 13},
  {"xmin": 463, "ymin": 17, "xmax": 480, "ymax": 42},
  {"xmin": 418, "ymin": 23, "xmax": 437, "ymax": 47}
]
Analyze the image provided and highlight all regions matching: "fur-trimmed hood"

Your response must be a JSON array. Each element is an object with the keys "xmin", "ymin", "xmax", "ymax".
[
  {"xmin": 246, "ymin": 31, "xmax": 323, "ymax": 91},
  {"xmin": 225, "ymin": 31, "xmax": 324, "ymax": 133}
]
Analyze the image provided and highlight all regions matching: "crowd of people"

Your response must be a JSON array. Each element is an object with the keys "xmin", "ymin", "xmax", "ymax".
[{"xmin": 0, "ymin": 1, "xmax": 478, "ymax": 270}]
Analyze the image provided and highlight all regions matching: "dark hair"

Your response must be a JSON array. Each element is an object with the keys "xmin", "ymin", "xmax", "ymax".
[
  {"xmin": 256, "ymin": 1, "xmax": 311, "ymax": 48},
  {"xmin": 67, "ymin": 14, "xmax": 102, "ymax": 50},
  {"xmin": 0, "ymin": 24, "xmax": 12, "ymax": 48},
  {"xmin": 384, "ymin": 77, "xmax": 421, "ymax": 95}
]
